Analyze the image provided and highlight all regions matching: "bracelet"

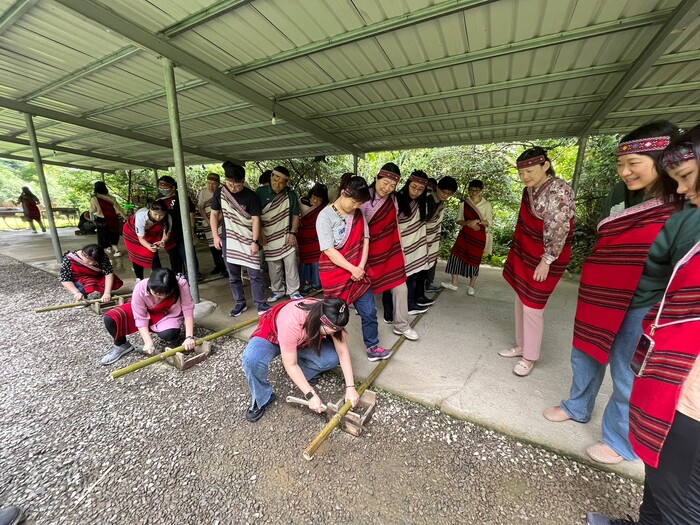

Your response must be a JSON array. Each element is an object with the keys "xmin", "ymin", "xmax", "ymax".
[
  {"xmin": 185, "ymin": 336, "xmax": 195, "ymax": 340},
  {"xmin": 345, "ymin": 385, "xmax": 355, "ymax": 389}
]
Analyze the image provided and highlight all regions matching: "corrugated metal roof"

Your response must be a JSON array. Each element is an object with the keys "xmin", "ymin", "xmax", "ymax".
[{"xmin": 0, "ymin": 0, "xmax": 697, "ymax": 171}]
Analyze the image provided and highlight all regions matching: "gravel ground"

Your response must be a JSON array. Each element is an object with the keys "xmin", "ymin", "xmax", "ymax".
[{"xmin": 0, "ymin": 254, "xmax": 643, "ymax": 524}]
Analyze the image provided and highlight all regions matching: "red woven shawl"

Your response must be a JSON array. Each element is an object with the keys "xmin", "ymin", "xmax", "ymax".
[
  {"xmin": 96, "ymin": 196, "xmax": 121, "ymax": 233},
  {"xmin": 573, "ymin": 199, "xmax": 676, "ymax": 364},
  {"xmin": 67, "ymin": 252, "xmax": 123, "ymax": 293},
  {"xmin": 298, "ymin": 204, "xmax": 323, "ymax": 264},
  {"xmin": 629, "ymin": 243, "xmax": 700, "ymax": 467},
  {"xmin": 319, "ymin": 209, "xmax": 372, "ymax": 305},
  {"xmin": 450, "ymin": 199, "xmax": 486, "ymax": 267},
  {"xmin": 503, "ymin": 189, "xmax": 573, "ymax": 309},
  {"xmin": 104, "ymin": 294, "xmax": 177, "ymax": 341},
  {"xmin": 252, "ymin": 298, "xmax": 313, "ymax": 346},
  {"xmin": 123, "ymin": 214, "xmax": 174, "ymax": 268},
  {"xmin": 366, "ymin": 196, "xmax": 407, "ymax": 294}
]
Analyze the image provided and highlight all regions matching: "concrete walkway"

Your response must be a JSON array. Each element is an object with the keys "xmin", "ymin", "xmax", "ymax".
[{"xmin": 4, "ymin": 227, "xmax": 644, "ymax": 481}]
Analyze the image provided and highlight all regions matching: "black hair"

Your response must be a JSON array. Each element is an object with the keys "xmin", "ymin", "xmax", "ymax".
[
  {"xmin": 427, "ymin": 177, "xmax": 438, "ymax": 192},
  {"xmin": 517, "ymin": 146, "xmax": 555, "ymax": 176},
  {"xmin": 150, "ymin": 200, "xmax": 168, "ymax": 213},
  {"xmin": 468, "ymin": 179, "xmax": 484, "ymax": 189},
  {"xmin": 297, "ymin": 297, "xmax": 350, "ymax": 355},
  {"xmin": 82, "ymin": 243, "xmax": 107, "ymax": 264},
  {"xmin": 158, "ymin": 175, "xmax": 177, "ymax": 188},
  {"xmin": 20, "ymin": 186, "xmax": 36, "ymax": 198},
  {"xmin": 378, "ymin": 162, "xmax": 400, "ymax": 179},
  {"xmin": 661, "ymin": 124, "xmax": 700, "ymax": 201},
  {"xmin": 307, "ymin": 183, "xmax": 330, "ymax": 206},
  {"xmin": 621, "ymin": 120, "xmax": 680, "ymax": 199},
  {"xmin": 223, "ymin": 161, "xmax": 245, "ymax": 181},
  {"xmin": 438, "ymin": 176, "xmax": 458, "ymax": 192},
  {"xmin": 338, "ymin": 173, "xmax": 370, "ymax": 203},
  {"xmin": 273, "ymin": 166, "xmax": 291, "ymax": 178},
  {"xmin": 259, "ymin": 170, "xmax": 272, "ymax": 185},
  {"xmin": 397, "ymin": 170, "xmax": 429, "ymax": 220},
  {"xmin": 147, "ymin": 268, "xmax": 180, "ymax": 303},
  {"xmin": 94, "ymin": 181, "xmax": 109, "ymax": 195}
]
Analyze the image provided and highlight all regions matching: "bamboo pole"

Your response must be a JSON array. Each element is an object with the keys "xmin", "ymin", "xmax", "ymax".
[
  {"xmin": 35, "ymin": 294, "xmax": 132, "ymax": 313},
  {"xmin": 110, "ymin": 317, "xmax": 260, "ymax": 380},
  {"xmin": 303, "ymin": 291, "xmax": 441, "ymax": 460}
]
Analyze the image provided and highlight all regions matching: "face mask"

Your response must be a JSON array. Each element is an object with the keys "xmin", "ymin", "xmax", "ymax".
[{"xmin": 158, "ymin": 188, "xmax": 171, "ymax": 196}]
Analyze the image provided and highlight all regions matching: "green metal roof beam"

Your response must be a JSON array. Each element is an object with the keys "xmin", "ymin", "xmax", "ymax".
[
  {"xmin": 130, "ymin": 102, "xmax": 252, "ymax": 131},
  {"xmin": 0, "ymin": 134, "xmax": 168, "ymax": 168},
  {"xmin": 0, "ymin": 0, "xmax": 38, "ymax": 35},
  {"xmin": 627, "ymin": 80, "xmax": 700, "ymax": 97},
  {"xmin": 56, "ymin": 0, "xmax": 363, "ymax": 157},
  {"xmin": 0, "ymin": 96, "xmax": 228, "ymax": 161},
  {"xmin": 209, "ymin": 132, "xmax": 312, "ymax": 147},
  {"xmin": 579, "ymin": 0, "xmax": 700, "ymax": 134},
  {"xmin": 235, "ymin": 143, "xmax": 331, "ymax": 155},
  {"xmin": 231, "ymin": 0, "xmax": 495, "ymax": 76},
  {"xmin": 182, "ymin": 119, "xmax": 290, "ymax": 139},
  {"xmin": 610, "ymin": 104, "xmax": 700, "ymax": 119},
  {"xmin": 279, "ymin": 10, "xmax": 671, "ymax": 101},
  {"xmin": 0, "ymin": 152, "xmax": 115, "ymax": 173}
]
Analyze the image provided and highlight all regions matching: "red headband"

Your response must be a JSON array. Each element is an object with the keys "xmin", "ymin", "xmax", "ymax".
[
  {"xmin": 320, "ymin": 315, "xmax": 343, "ymax": 332},
  {"xmin": 378, "ymin": 169, "xmax": 400, "ymax": 182},
  {"xmin": 426, "ymin": 180, "xmax": 437, "ymax": 191},
  {"xmin": 272, "ymin": 169, "xmax": 289, "ymax": 180},
  {"xmin": 618, "ymin": 136, "xmax": 670, "ymax": 157},
  {"xmin": 409, "ymin": 175, "xmax": 427, "ymax": 186},
  {"xmin": 516, "ymin": 155, "xmax": 546, "ymax": 169},
  {"xmin": 661, "ymin": 145, "xmax": 696, "ymax": 168}
]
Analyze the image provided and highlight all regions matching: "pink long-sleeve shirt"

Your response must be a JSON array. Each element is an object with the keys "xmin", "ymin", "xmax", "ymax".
[{"xmin": 131, "ymin": 277, "xmax": 195, "ymax": 331}]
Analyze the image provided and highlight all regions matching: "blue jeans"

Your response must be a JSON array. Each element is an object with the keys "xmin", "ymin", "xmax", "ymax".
[
  {"xmin": 560, "ymin": 306, "xmax": 652, "ymax": 460},
  {"xmin": 353, "ymin": 287, "xmax": 379, "ymax": 349},
  {"xmin": 242, "ymin": 336, "xmax": 340, "ymax": 408},
  {"xmin": 299, "ymin": 262, "xmax": 321, "ymax": 289},
  {"xmin": 226, "ymin": 261, "xmax": 266, "ymax": 309}
]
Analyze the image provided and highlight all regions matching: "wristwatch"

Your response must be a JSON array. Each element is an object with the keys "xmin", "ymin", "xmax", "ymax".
[
  {"xmin": 304, "ymin": 389, "xmax": 315, "ymax": 401},
  {"xmin": 252, "ymin": 239, "xmax": 261, "ymax": 247}
]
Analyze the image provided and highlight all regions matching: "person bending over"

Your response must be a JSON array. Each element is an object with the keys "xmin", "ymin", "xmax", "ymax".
[{"xmin": 59, "ymin": 243, "xmax": 123, "ymax": 303}]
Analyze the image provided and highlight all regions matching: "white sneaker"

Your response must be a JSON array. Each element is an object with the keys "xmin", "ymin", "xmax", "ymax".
[
  {"xmin": 393, "ymin": 327, "xmax": 419, "ymax": 341},
  {"xmin": 467, "ymin": 287, "xmax": 476, "ymax": 296},
  {"xmin": 441, "ymin": 282, "xmax": 458, "ymax": 291}
]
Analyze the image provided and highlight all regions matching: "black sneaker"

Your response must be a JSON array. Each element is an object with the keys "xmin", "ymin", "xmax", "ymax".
[
  {"xmin": 230, "ymin": 303, "xmax": 248, "ymax": 317},
  {"xmin": 245, "ymin": 392, "xmax": 277, "ymax": 422},
  {"xmin": 408, "ymin": 306, "xmax": 429, "ymax": 315},
  {"xmin": 425, "ymin": 283, "xmax": 442, "ymax": 293},
  {"xmin": 210, "ymin": 268, "xmax": 221, "ymax": 276},
  {"xmin": 586, "ymin": 512, "xmax": 637, "ymax": 525},
  {"xmin": 257, "ymin": 303, "xmax": 271, "ymax": 316},
  {"xmin": 416, "ymin": 296, "xmax": 435, "ymax": 307}
]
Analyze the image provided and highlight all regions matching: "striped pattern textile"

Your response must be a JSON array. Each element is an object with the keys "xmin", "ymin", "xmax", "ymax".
[
  {"xmin": 426, "ymin": 202, "xmax": 445, "ymax": 267},
  {"xmin": 298, "ymin": 204, "xmax": 323, "ymax": 264},
  {"xmin": 319, "ymin": 209, "xmax": 371, "ymax": 304},
  {"xmin": 104, "ymin": 294, "xmax": 176, "ymax": 343},
  {"xmin": 450, "ymin": 199, "xmax": 486, "ymax": 268},
  {"xmin": 503, "ymin": 189, "xmax": 573, "ymax": 310},
  {"xmin": 398, "ymin": 200, "xmax": 428, "ymax": 277},
  {"xmin": 629, "ymin": 243, "xmax": 700, "ymax": 467},
  {"xmin": 67, "ymin": 252, "xmax": 123, "ymax": 293},
  {"xmin": 366, "ymin": 195, "xmax": 407, "ymax": 294},
  {"xmin": 573, "ymin": 199, "xmax": 676, "ymax": 364},
  {"xmin": 95, "ymin": 196, "xmax": 121, "ymax": 234},
  {"xmin": 221, "ymin": 186, "xmax": 259, "ymax": 270},
  {"xmin": 260, "ymin": 191, "xmax": 295, "ymax": 262},
  {"xmin": 123, "ymin": 215, "xmax": 173, "ymax": 268}
]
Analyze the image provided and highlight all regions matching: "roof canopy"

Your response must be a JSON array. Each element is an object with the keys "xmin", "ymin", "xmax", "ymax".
[{"xmin": 0, "ymin": 0, "xmax": 699, "ymax": 172}]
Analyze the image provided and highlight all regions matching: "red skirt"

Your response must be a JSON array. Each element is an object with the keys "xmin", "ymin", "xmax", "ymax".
[
  {"xmin": 104, "ymin": 294, "xmax": 177, "ymax": 341},
  {"xmin": 450, "ymin": 200, "xmax": 486, "ymax": 267}
]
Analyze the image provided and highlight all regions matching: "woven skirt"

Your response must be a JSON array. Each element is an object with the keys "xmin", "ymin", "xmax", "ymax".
[{"xmin": 445, "ymin": 254, "xmax": 479, "ymax": 278}]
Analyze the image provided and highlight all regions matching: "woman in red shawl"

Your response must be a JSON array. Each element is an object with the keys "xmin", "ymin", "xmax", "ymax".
[
  {"xmin": 90, "ymin": 181, "xmax": 127, "ymax": 256},
  {"xmin": 298, "ymin": 183, "xmax": 329, "ymax": 293},
  {"xmin": 16, "ymin": 186, "xmax": 45, "ymax": 233}
]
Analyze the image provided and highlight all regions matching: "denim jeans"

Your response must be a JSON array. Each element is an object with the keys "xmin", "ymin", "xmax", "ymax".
[
  {"xmin": 353, "ymin": 287, "xmax": 379, "ymax": 348},
  {"xmin": 241, "ymin": 336, "xmax": 340, "ymax": 408},
  {"xmin": 560, "ymin": 306, "xmax": 652, "ymax": 460},
  {"xmin": 299, "ymin": 262, "xmax": 321, "ymax": 289},
  {"xmin": 226, "ymin": 261, "xmax": 266, "ymax": 309}
]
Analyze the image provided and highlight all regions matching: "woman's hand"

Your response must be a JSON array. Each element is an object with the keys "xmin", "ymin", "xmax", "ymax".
[
  {"xmin": 468, "ymin": 220, "xmax": 481, "ymax": 231},
  {"xmin": 345, "ymin": 386, "xmax": 360, "ymax": 408},
  {"xmin": 142, "ymin": 342, "xmax": 156, "ymax": 355},
  {"xmin": 100, "ymin": 292, "xmax": 112, "ymax": 303},
  {"xmin": 350, "ymin": 265, "xmax": 365, "ymax": 281},
  {"xmin": 147, "ymin": 243, "xmax": 158, "ymax": 253},
  {"xmin": 533, "ymin": 259, "xmax": 550, "ymax": 282},
  {"xmin": 72, "ymin": 291, "xmax": 84, "ymax": 302},
  {"xmin": 183, "ymin": 336, "xmax": 196, "ymax": 351},
  {"xmin": 308, "ymin": 392, "xmax": 324, "ymax": 413}
]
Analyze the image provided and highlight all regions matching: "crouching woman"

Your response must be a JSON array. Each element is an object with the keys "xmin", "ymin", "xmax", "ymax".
[
  {"xmin": 59, "ymin": 243, "xmax": 123, "ymax": 302},
  {"xmin": 242, "ymin": 297, "xmax": 359, "ymax": 422},
  {"xmin": 100, "ymin": 268, "xmax": 196, "ymax": 365}
]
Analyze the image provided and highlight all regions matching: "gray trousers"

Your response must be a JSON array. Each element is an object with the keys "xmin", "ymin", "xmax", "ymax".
[
  {"xmin": 268, "ymin": 250, "xmax": 300, "ymax": 295},
  {"xmin": 381, "ymin": 282, "xmax": 410, "ymax": 332}
]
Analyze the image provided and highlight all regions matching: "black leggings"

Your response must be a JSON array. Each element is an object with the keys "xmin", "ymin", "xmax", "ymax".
[
  {"xmin": 132, "ymin": 252, "xmax": 162, "ymax": 280},
  {"xmin": 103, "ymin": 315, "xmax": 180, "ymax": 345}
]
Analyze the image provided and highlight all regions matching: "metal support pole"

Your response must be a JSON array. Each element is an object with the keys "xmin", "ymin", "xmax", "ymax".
[
  {"xmin": 571, "ymin": 136, "xmax": 588, "ymax": 196},
  {"xmin": 127, "ymin": 170, "xmax": 133, "ymax": 204},
  {"xmin": 162, "ymin": 58, "xmax": 199, "ymax": 302},
  {"xmin": 353, "ymin": 154, "xmax": 358, "ymax": 174},
  {"xmin": 24, "ymin": 113, "xmax": 62, "ymax": 263},
  {"xmin": 153, "ymin": 167, "xmax": 159, "ymax": 189}
]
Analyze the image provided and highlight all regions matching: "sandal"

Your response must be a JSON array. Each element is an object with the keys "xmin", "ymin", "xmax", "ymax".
[
  {"xmin": 586, "ymin": 442, "xmax": 624, "ymax": 464},
  {"xmin": 513, "ymin": 359, "xmax": 534, "ymax": 377},
  {"xmin": 498, "ymin": 346, "xmax": 523, "ymax": 358}
]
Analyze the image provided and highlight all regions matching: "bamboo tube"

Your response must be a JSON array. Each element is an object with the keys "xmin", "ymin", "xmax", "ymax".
[
  {"xmin": 35, "ymin": 294, "xmax": 132, "ymax": 313},
  {"xmin": 303, "ymin": 290, "xmax": 442, "ymax": 460},
  {"xmin": 110, "ymin": 316, "xmax": 260, "ymax": 379}
]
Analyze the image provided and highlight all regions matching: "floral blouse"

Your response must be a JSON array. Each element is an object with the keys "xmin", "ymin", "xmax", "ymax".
[{"xmin": 528, "ymin": 177, "xmax": 575, "ymax": 263}]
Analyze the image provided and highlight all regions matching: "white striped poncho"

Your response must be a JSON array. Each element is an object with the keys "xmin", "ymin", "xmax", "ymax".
[
  {"xmin": 261, "ymin": 190, "xmax": 295, "ymax": 262},
  {"xmin": 221, "ymin": 187, "xmax": 260, "ymax": 270},
  {"xmin": 425, "ymin": 201, "xmax": 445, "ymax": 267},
  {"xmin": 398, "ymin": 200, "xmax": 428, "ymax": 277}
]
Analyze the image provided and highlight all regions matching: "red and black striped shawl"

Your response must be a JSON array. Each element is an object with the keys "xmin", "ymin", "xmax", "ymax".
[
  {"xmin": 67, "ymin": 252, "xmax": 123, "ymax": 293},
  {"xmin": 450, "ymin": 199, "xmax": 487, "ymax": 268},
  {"xmin": 123, "ymin": 214, "xmax": 175, "ymax": 268},
  {"xmin": 298, "ymin": 204, "xmax": 323, "ymax": 264},
  {"xmin": 365, "ymin": 194, "xmax": 407, "ymax": 294}
]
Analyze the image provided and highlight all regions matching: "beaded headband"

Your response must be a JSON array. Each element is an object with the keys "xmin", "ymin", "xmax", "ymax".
[
  {"xmin": 409, "ymin": 174, "xmax": 427, "ymax": 185},
  {"xmin": 516, "ymin": 155, "xmax": 546, "ymax": 169},
  {"xmin": 320, "ymin": 314, "xmax": 343, "ymax": 332},
  {"xmin": 661, "ymin": 145, "xmax": 696, "ymax": 168},
  {"xmin": 378, "ymin": 169, "xmax": 400, "ymax": 182},
  {"xmin": 617, "ymin": 136, "xmax": 670, "ymax": 157},
  {"xmin": 272, "ymin": 169, "xmax": 289, "ymax": 180}
]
